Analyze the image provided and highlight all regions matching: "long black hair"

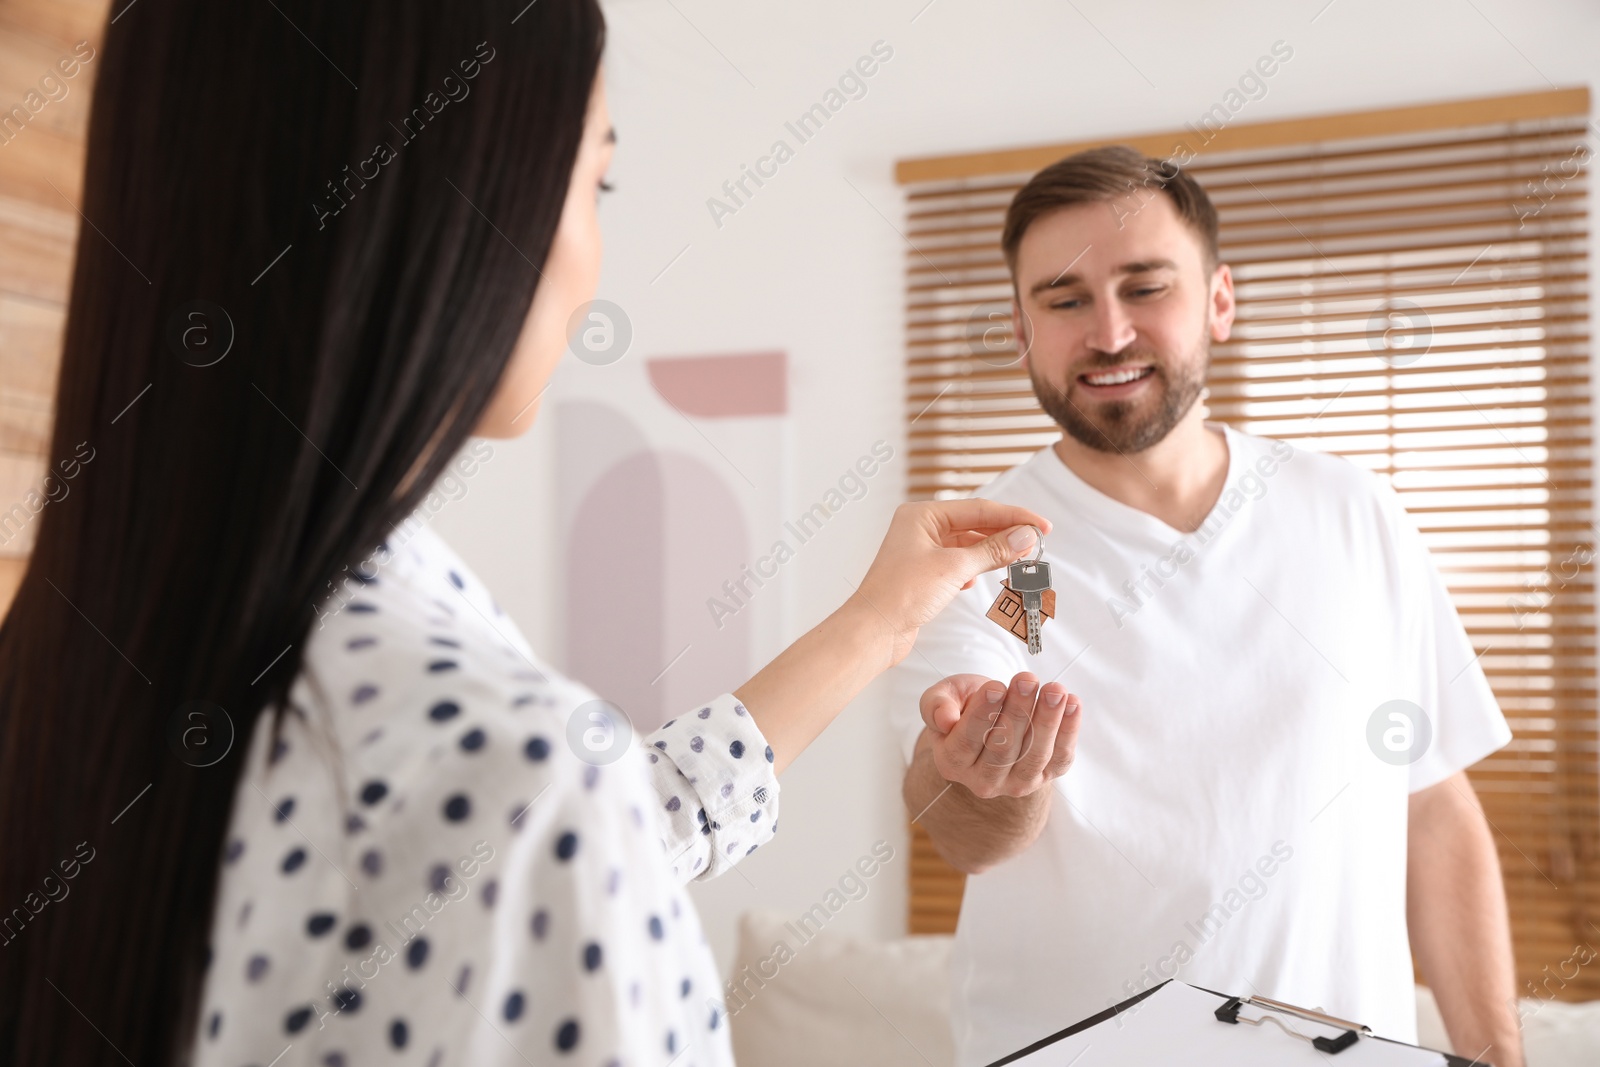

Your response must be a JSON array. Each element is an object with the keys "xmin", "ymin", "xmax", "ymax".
[{"xmin": 0, "ymin": 1, "xmax": 604, "ymax": 1061}]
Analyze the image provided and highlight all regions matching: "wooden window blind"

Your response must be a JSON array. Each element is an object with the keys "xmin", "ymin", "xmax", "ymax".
[{"xmin": 897, "ymin": 88, "xmax": 1598, "ymax": 1000}]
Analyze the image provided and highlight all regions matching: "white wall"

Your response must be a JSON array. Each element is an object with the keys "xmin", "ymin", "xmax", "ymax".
[{"xmin": 434, "ymin": 0, "xmax": 1600, "ymax": 972}]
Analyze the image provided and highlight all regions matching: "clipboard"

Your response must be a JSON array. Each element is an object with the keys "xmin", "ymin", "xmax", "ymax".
[{"xmin": 983, "ymin": 980, "xmax": 1479, "ymax": 1067}]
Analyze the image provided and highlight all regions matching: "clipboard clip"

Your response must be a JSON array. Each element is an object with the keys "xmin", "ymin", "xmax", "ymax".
[{"xmin": 1214, "ymin": 994, "xmax": 1370, "ymax": 1054}]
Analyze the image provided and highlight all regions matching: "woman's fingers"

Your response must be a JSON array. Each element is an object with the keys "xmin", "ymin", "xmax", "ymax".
[
  {"xmin": 850, "ymin": 501, "xmax": 1054, "ymax": 663},
  {"xmin": 956, "ymin": 524, "xmax": 1042, "ymax": 584},
  {"xmin": 924, "ymin": 498, "xmax": 1052, "ymax": 541}
]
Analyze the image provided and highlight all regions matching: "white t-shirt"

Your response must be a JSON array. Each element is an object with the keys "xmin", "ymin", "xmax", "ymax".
[{"xmin": 891, "ymin": 424, "xmax": 1511, "ymax": 1067}]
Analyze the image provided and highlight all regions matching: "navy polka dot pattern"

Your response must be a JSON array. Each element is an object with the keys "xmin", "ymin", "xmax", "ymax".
[
  {"xmin": 651, "ymin": 702, "xmax": 778, "ymax": 881},
  {"xmin": 193, "ymin": 513, "xmax": 778, "ymax": 1066}
]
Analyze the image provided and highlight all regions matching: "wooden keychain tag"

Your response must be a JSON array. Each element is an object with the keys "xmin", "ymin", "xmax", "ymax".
[{"xmin": 986, "ymin": 580, "xmax": 1056, "ymax": 646}]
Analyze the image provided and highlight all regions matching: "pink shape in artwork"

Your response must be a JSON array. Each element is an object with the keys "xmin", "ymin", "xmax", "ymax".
[
  {"xmin": 647, "ymin": 351, "xmax": 788, "ymax": 417},
  {"xmin": 565, "ymin": 448, "xmax": 751, "ymax": 735},
  {"xmin": 566, "ymin": 452, "xmax": 665, "ymax": 728}
]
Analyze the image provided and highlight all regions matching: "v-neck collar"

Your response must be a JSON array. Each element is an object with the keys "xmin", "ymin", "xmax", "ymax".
[{"xmin": 1033, "ymin": 422, "xmax": 1244, "ymax": 545}]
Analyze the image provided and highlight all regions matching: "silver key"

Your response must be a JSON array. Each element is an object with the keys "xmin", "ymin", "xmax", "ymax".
[{"xmin": 1008, "ymin": 554, "xmax": 1052, "ymax": 656}]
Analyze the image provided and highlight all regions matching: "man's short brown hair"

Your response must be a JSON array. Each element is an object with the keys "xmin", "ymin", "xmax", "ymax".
[{"xmin": 1001, "ymin": 145, "xmax": 1220, "ymax": 276}]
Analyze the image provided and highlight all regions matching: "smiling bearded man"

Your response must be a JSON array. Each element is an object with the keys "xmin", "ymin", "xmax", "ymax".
[
  {"xmin": 1029, "ymin": 317, "xmax": 1211, "ymax": 456},
  {"xmin": 892, "ymin": 145, "xmax": 1524, "ymax": 1067}
]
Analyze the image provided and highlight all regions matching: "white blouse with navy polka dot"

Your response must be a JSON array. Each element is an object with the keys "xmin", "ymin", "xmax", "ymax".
[{"xmin": 193, "ymin": 510, "xmax": 779, "ymax": 1066}]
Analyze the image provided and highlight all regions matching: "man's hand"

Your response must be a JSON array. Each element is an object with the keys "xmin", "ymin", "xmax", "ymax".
[
  {"xmin": 904, "ymin": 672, "xmax": 1082, "ymax": 874},
  {"xmin": 922, "ymin": 672, "xmax": 1081, "ymax": 798}
]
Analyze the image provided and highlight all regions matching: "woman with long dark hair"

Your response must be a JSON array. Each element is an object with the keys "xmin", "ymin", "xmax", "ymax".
[{"xmin": 0, "ymin": 2, "xmax": 1066, "ymax": 1063}]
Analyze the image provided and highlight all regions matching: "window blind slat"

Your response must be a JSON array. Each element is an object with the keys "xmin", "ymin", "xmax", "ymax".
[{"xmin": 902, "ymin": 249, "xmax": 1591, "ymax": 292}]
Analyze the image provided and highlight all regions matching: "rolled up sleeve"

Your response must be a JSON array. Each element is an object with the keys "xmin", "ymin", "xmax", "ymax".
[{"xmin": 642, "ymin": 693, "xmax": 780, "ymax": 884}]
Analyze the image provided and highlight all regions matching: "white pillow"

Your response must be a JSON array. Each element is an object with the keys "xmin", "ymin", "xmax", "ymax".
[{"xmin": 727, "ymin": 910, "xmax": 955, "ymax": 1067}]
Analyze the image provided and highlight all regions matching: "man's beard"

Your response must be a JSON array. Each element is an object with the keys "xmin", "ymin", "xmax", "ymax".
[{"xmin": 1029, "ymin": 328, "xmax": 1211, "ymax": 455}]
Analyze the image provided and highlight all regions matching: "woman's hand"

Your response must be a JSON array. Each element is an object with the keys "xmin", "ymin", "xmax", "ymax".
[
  {"xmin": 848, "ymin": 499, "xmax": 1051, "ymax": 667},
  {"xmin": 733, "ymin": 498, "xmax": 1050, "ymax": 776}
]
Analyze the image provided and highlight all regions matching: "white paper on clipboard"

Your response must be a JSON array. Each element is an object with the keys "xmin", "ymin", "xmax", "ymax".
[{"xmin": 1000, "ymin": 981, "xmax": 1448, "ymax": 1067}]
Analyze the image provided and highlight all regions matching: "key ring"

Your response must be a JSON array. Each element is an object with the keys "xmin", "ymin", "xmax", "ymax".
[{"xmin": 1022, "ymin": 524, "xmax": 1045, "ymax": 561}]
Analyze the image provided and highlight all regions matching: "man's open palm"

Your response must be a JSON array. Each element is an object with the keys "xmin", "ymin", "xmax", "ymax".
[{"xmin": 920, "ymin": 672, "xmax": 1081, "ymax": 799}]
